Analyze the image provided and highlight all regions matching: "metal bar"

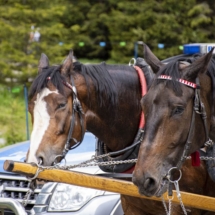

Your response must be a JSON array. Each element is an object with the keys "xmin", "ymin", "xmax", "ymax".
[
  {"xmin": 0, "ymin": 198, "xmax": 27, "ymax": 215},
  {"xmin": 4, "ymin": 160, "xmax": 215, "ymax": 212},
  {"xmin": 4, "ymin": 187, "xmax": 41, "ymax": 193}
]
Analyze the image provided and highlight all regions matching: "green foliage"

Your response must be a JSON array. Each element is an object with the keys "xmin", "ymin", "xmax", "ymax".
[
  {"xmin": 0, "ymin": 85, "xmax": 32, "ymax": 146},
  {"xmin": 0, "ymin": 0, "xmax": 214, "ymax": 84},
  {"xmin": 0, "ymin": 0, "xmax": 215, "ymax": 143}
]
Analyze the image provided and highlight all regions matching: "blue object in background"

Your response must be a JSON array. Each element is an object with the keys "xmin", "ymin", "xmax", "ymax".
[
  {"xmin": 158, "ymin": 43, "xmax": 164, "ymax": 49},
  {"xmin": 99, "ymin": 42, "xmax": 106, "ymax": 47},
  {"xmin": 183, "ymin": 44, "xmax": 201, "ymax": 54}
]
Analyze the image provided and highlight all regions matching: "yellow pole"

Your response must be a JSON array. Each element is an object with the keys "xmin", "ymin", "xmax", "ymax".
[{"xmin": 4, "ymin": 160, "xmax": 215, "ymax": 212}]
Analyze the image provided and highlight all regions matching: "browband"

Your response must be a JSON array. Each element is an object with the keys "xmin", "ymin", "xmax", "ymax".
[{"xmin": 158, "ymin": 75, "xmax": 198, "ymax": 89}]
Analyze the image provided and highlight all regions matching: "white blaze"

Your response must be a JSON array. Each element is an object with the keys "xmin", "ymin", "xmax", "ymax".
[{"xmin": 27, "ymin": 88, "xmax": 58, "ymax": 163}]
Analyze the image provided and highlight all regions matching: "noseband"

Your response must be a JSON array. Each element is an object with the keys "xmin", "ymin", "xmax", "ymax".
[
  {"xmin": 157, "ymin": 75, "xmax": 213, "ymax": 168},
  {"xmin": 47, "ymin": 76, "xmax": 85, "ymax": 160}
]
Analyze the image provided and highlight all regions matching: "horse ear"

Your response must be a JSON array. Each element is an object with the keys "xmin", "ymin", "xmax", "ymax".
[
  {"xmin": 143, "ymin": 44, "xmax": 164, "ymax": 74},
  {"xmin": 38, "ymin": 53, "xmax": 49, "ymax": 74},
  {"xmin": 182, "ymin": 48, "xmax": 214, "ymax": 81},
  {"xmin": 61, "ymin": 49, "xmax": 74, "ymax": 77}
]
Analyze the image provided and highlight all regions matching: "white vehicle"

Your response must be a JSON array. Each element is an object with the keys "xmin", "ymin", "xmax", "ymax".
[{"xmin": 0, "ymin": 132, "xmax": 123, "ymax": 215}]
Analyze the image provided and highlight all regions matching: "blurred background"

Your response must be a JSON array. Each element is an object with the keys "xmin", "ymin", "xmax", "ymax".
[{"xmin": 0, "ymin": 0, "xmax": 215, "ymax": 146}]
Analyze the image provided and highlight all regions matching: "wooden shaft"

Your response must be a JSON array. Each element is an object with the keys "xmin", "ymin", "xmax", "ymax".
[{"xmin": 4, "ymin": 160, "xmax": 215, "ymax": 212}]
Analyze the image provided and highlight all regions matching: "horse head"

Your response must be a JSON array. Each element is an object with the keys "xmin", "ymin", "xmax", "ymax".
[
  {"xmin": 133, "ymin": 44, "xmax": 214, "ymax": 197},
  {"xmin": 26, "ymin": 50, "xmax": 86, "ymax": 166}
]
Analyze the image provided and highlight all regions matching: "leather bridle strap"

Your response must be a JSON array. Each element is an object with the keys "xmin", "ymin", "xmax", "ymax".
[
  {"xmin": 61, "ymin": 76, "xmax": 85, "ymax": 158},
  {"xmin": 177, "ymin": 89, "xmax": 197, "ymax": 168},
  {"xmin": 47, "ymin": 75, "xmax": 85, "ymax": 158}
]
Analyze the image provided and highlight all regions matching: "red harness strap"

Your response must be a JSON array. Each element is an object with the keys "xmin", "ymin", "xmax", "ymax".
[
  {"xmin": 133, "ymin": 66, "xmax": 147, "ymax": 129},
  {"xmin": 122, "ymin": 66, "xmax": 147, "ymax": 174}
]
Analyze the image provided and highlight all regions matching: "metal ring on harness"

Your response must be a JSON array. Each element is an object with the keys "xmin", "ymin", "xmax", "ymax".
[
  {"xmin": 167, "ymin": 167, "xmax": 182, "ymax": 183},
  {"xmin": 53, "ymin": 155, "xmax": 67, "ymax": 166},
  {"xmin": 129, "ymin": 58, "xmax": 136, "ymax": 66}
]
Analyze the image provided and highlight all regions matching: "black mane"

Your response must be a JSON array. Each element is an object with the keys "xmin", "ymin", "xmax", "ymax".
[
  {"xmin": 73, "ymin": 62, "xmax": 118, "ymax": 107},
  {"xmin": 29, "ymin": 62, "xmax": 137, "ymax": 109},
  {"xmin": 29, "ymin": 65, "xmax": 65, "ymax": 98},
  {"xmin": 155, "ymin": 54, "xmax": 215, "ymax": 97}
]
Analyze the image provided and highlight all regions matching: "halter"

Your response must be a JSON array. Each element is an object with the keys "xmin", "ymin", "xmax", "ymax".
[
  {"xmin": 47, "ymin": 76, "xmax": 85, "ymax": 160},
  {"xmin": 157, "ymin": 75, "xmax": 212, "ymax": 168}
]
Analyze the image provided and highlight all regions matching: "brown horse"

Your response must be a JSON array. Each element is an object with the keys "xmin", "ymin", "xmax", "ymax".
[
  {"xmin": 26, "ymin": 49, "xmax": 212, "ymax": 215},
  {"xmin": 133, "ymin": 45, "xmax": 215, "ymax": 214}
]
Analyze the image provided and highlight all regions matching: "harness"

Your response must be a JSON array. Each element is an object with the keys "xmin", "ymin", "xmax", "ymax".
[
  {"xmin": 157, "ymin": 75, "xmax": 214, "ymax": 168},
  {"xmin": 96, "ymin": 65, "xmax": 147, "ymax": 173}
]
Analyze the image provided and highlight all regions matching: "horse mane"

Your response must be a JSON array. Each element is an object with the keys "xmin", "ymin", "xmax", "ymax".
[
  {"xmin": 29, "ymin": 65, "xmax": 65, "ymax": 99},
  {"xmin": 73, "ymin": 62, "xmax": 118, "ymax": 107},
  {"xmin": 156, "ymin": 54, "xmax": 215, "ymax": 97},
  {"xmin": 29, "ymin": 62, "xmax": 137, "ymax": 110}
]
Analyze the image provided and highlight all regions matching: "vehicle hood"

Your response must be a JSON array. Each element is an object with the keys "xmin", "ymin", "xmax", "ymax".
[{"xmin": 0, "ymin": 141, "xmax": 102, "ymax": 174}]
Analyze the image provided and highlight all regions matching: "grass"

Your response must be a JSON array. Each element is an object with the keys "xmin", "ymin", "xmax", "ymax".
[{"xmin": 0, "ymin": 85, "xmax": 32, "ymax": 147}]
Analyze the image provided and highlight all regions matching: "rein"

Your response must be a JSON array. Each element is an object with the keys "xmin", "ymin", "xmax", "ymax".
[{"xmin": 157, "ymin": 75, "xmax": 213, "ymax": 168}]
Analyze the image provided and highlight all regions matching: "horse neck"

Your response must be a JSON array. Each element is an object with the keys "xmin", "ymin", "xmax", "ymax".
[{"xmin": 74, "ymin": 71, "xmax": 142, "ymax": 152}]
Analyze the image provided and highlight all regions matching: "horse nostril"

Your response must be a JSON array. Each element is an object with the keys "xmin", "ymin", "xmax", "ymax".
[
  {"xmin": 38, "ymin": 156, "xmax": 43, "ymax": 165},
  {"xmin": 144, "ymin": 177, "xmax": 156, "ymax": 191}
]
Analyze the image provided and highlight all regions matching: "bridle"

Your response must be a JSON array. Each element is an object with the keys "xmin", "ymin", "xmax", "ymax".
[
  {"xmin": 47, "ymin": 76, "xmax": 85, "ymax": 161},
  {"xmin": 157, "ymin": 75, "xmax": 213, "ymax": 168}
]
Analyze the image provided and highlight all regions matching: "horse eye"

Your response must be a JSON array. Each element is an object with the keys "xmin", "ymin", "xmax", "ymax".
[
  {"xmin": 57, "ymin": 103, "xmax": 66, "ymax": 109},
  {"xmin": 172, "ymin": 106, "xmax": 184, "ymax": 115}
]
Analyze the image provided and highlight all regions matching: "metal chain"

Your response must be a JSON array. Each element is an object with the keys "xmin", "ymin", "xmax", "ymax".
[
  {"xmin": 162, "ymin": 196, "xmax": 169, "ymax": 215},
  {"xmin": 169, "ymin": 198, "xmax": 172, "ymax": 215},
  {"xmin": 186, "ymin": 156, "xmax": 215, "ymax": 160},
  {"xmin": 56, "ymin": 158, "xmax": 138, "ymax": 170},
  {"xmin": 178, "ymin": 194, "xmax": 188, "ymax": 215},
  {"xmin": 22, "ymin": 189, "xmax": 33, "ymax": 206},
  {"xmin": 27, "ymin": 153, "xmax": 215, "ymax": 173},
  {"xmin": 162, "ymin": 195, "xmax": 172, "ymax": 215}
]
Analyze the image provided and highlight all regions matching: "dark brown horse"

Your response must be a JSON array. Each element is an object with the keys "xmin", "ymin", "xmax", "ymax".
[
  {"xmin": 26, "ymin": 49, "xmax": 213, "ymax": 215},
  {"xmin": 133, "ymin": 45, "xmax": 215, "ymax": 214}
]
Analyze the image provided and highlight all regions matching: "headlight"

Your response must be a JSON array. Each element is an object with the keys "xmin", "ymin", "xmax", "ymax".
[{"xmin": 48, "ymin": 183, "xmax": 105, "ymax": 211}]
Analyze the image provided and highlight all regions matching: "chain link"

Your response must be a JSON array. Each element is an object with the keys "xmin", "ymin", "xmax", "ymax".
[
  {"xmin": 178, "ymin": 195, "xmax": 188, "ymax": 215},
  {"xmin": 186, "ymin": 156, "xmax": 215, "ymax": 160},
  {"xmin": 162, "ymin": 196, "xmax": 169, "ymax": 215},
  {"xmin": 22, "ymin": 189, "xmax": 33, "ymax": 206},
  {"xmin": 162, "ymin": 195, "xmax": 172, "ymax": 215}
]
